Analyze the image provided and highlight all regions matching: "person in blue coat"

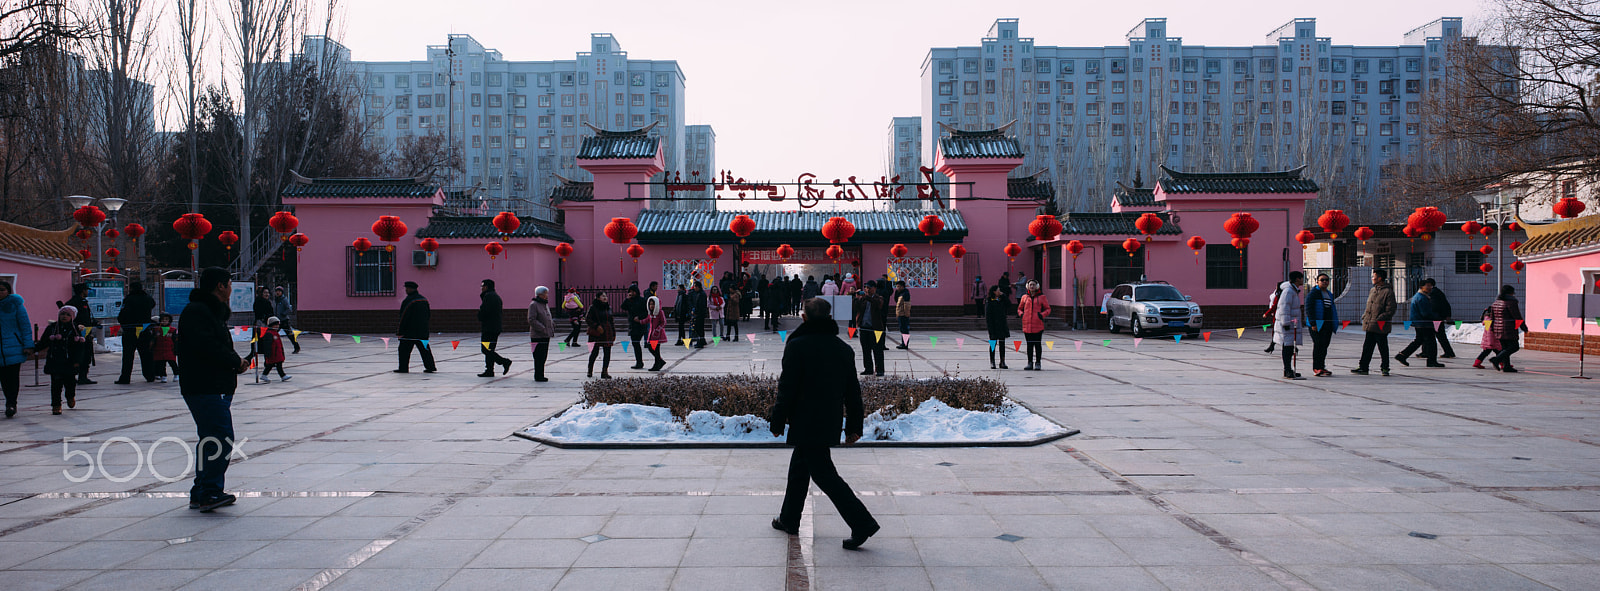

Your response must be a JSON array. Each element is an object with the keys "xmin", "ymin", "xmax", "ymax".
[
  {"xmin": 0, "ymin": 280, "xmax": 36, "ymax": 418},
  {"xmin": 1396, "ymin": 278, "xmax": 1444, "ymax": 368},
  {"xmin": 1304, "ymin": 273, "xmax": 1340, "ymax": 377}
]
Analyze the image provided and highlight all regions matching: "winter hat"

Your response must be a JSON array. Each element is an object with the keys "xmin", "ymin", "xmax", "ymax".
[
  {"xmin": 58, "ymin": 305, "xmax": 77, "ymax": 319},
  {"xmin": 266, "ymin": 316, "xmax": 281, "ymax": 326}
]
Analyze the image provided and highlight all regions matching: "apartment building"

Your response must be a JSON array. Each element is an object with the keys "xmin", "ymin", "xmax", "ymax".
[{"xmin": 886, "ymin": 117, "xmax": 924, "ymax": 210}]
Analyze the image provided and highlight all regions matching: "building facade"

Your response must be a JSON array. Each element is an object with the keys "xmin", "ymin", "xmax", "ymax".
[
  {"xmin": 921, "ymin": 17, "xmax": 1497, "ymax": 216},
  {"xmin": 320, "ymin": 33, "xmax": 702, "ymax": 218},
  {"xmin": 886, "ymin": 117, "xmax": 924, "ymax": 210},
  {"xmin": 679, "ymin": 124, "xmax": 717, "ymax": 210}
]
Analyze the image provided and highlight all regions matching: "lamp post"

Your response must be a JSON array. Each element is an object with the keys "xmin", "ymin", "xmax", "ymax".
[
  {"xmin": 66, "ymin": 196, "xmax": 129, "ymax": 277},
  {"xmin": 1472, "ymin": 184, "xmax": 1527, "ymax": 289},
  {"xmin": 101, "ymin": 198, "xmax": 126, "ymax": 275}
]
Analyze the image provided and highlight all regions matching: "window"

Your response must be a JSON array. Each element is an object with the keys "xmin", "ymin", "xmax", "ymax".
[
  {"xmin": 985, "ymin": 80, "xmax": 996, "ymax": 94},
  {"xmin": 470, "ymin": 72, "xmax": 482, "ymax": 86},
  {"xmin": 1182, "ymin": 58, "xmax": 1197, "ymax": 73},
  {"xmin": 489, "ymin": 115, "xmax": 502, "ymax": 128},
  {"xmin": 655, "ymin": 94, "xmax": 669, "ymax": 107},
  {"xmin": 487, "ymin": 94, "xmax": 501, "ymax": 108},
  {"xmin": 1086, "ymin": 103, "xmax": 1099, "ymax": 116},
  {"xmin": 1406, "ymin": 123, "xmax": 1419, "ymax": 135},
  {"xmin": 348, "ymin": 247, "xmax": 395, "ymax": 296},
  {"xmin": 513, "ymin": 94, "xmax": 526, "ymax": 108},
  {"xmin": 1103, "ymin": 248, "xmax": 1146, "ymax": 288},
  {"xmin": 1406, "ymin": 102, "xmax": 1420, "ymax": 114},
  {"xmin": 488, "ymin": 73, "xmax": 502, "ymax": 87},
  {"xmin": 514, "ymin": 115, "xmax": 526, "ymax": 128},
  {"xmin": 538, "ymin": 115, "xmax": 550, "ymax": 127},
  {"xmin": 561, "ymin": 115, "xmax": 573, "ymax": 127},
  {"xmin": 1282, "ymin": 80, "xmax": 1292, "ymax": 93},
  {"xmin": 396, "ymin": 116, "xmax": 409, "ymax": 129},
  {"xmin": 538, "ymin": 94, "xmax": 551, "ymax": 107},
  {"xmin": 655, "ymin": 73, "xmax": 670, "ymax": 87},
  {"xmin": 887, "ymin": 256, "xmax": 939, "ymax": 288},
  {"xmin": 418, "ymin": 116, "xmax": 431, "ymax": 128},
  {"xmin": 1332, "ymin": 101, "xmax": 1346, "ymax": 115},
  {"xmin": 662, "ymin": 259, "xmax": 711, "ymax": 290},
  {"xmin": 396, "ymin": 95, "xmax": 411, "ymax": 110},
  {"xmin": 418, "ymin": 75, "xmax": 431, "ymax": 88},
  {"xmin": 1332, "ymin": 59, "xmax": 1346, "ymax": 73},
  {"xmin": 1048, "ymin": 247, "xmax": 1063, "ymax": 290},
  {"xmin": 368, "ymin": 95, "xmax": 384, "ymax": 109},
  {"xmin": 1110, "ymin": 59, "xmax": 1125, "ymax": 74},
  {"xmin": 471, "ymin": 115, "xmax": 481, "ymax": 128},
  {"xmin": 513, "ymin": 74, "xmax": 526, "ymax": 87},
  {"xmin": 1379, "ymin": 59, "xmax": 1393, "ymax": 74},
  {"xmin": 939, "ymin": 82, "xmax": 953, "ymax": 96},
  {"xmin": 1111, "ymin": 102, "xmax": 1124, "ymax": 115},
  {"xmin": 1061, "ymin": 81, "xmax": 1073, "ymax": 95},
  {"xmin": 1354, "ymin": 123, "xmax": 1367, "ymax": 136},
  {"xmin": 1379, "ymin": 80, "xmax": 1395, "ymax": 95},
  {"xmin": 1405, "ymin": 80, "xmax": 1420, "ymax": 94},
  {"xmin": 985, "ymin": 58, "xmax": 995, "ymax": 72},
  {"xmin": 1086, "ymin": 60, "xmax": 1100, "ymax": 74},
  {"xmin": 939, "ymin": 103, "xmax": 952, "ymax": 116},
  {"xmin": 1261, "ymin": 122, "xmax": 1273, "ymax": 136},
  {"xmin": 1380, "ymin": 101, "xmax": 1393, "ymax": 115},
  {"xmin": 1205, "ymin": 245, "xmax": 1247, "ymax": 289},
  {"xmin": 1380, "ymin": 123, "xmax": 1393, "ymax": 136},
  {"xmin": 1260, "ymin": 58, "xmax": 1275, "ymax": 74},
  {"xmin": 1206, "ymin": 81, "xmax": 1220, "ymax": 94},
  {"xmin": 1059, "ymin": 60, "xmax": 1073, "ymax": 74},
  {"xmin": 1086, "ymin": 82, "xmax": 1098, "ymax": 94},
  {"xmin": 1260, "ymin": 102, "xmax": 1273, "ymax": 115},
  {"xmin": 1454, "ymin": 251, "xmax": 1486, "ymax": 274},
  {"xmin": 1405, "ymin": 58, "xmax": 1420, "ymax": 72}
]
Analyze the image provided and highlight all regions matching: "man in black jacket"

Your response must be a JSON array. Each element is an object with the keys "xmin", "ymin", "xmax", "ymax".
[
  {"xmin": 1429, "ymin": 284, "xmax": 1457, "ymax": 358},
  {"xmin": 396, "ymin": 281, "xmax": 436, "ymax": 373},
  {"xmin": 687, "ymin": 280, "xmax": 708, "ymax": 348},
  {"xmin": 252, "ymin": 286, "xmax": 273, "ymax": 326},
  {"xmin": 477, "ymin": 279, "xmax": 512, "ymax": 377},
  {"xmin": 853, "ymin": 286, "xmax": 886, "ymax": 377},
  {"xmin": 769, "ymin": 298, "xmax": 879, "ymax": 550},
  {"xmin": 64, "ymin": 283, "xmax": 95, "ymax": 384},
  {"xmin": 115, "ymin": 281, "xmax": 157, "ymax": 384},
  {"xmin": 178, "ymin": 267, "xmax": 248, "ymax": 512}
]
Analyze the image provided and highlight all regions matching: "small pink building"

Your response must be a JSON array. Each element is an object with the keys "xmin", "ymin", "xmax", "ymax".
[
  {"xmin": 0, "ymin": 220, "xmax": 81, "ymax": 330},
  {"xmin": 1514, "ymin": 213, "xmax": 1600, "ymax": 355}
]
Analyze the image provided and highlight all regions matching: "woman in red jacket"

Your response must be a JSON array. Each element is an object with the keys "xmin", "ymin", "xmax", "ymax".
[{"xmin": 1016, "ymin": 280, "xmax": 1051, "ymax": 371}]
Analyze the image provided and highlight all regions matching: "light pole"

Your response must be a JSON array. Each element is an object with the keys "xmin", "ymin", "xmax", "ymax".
[
  {"xmin": 101, "ymin": 198, "xmax": 126, "ymax": 273},
  {"xmin": 67, "ymin": 196, "xmax": 127, "ymax": 275},
  {"xmin": 1472, "ymin": 184, "xmax": 1526, "ymax": 290}
]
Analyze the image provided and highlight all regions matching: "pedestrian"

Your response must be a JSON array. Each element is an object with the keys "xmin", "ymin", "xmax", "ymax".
[
  {"xmin": 675, "ymin": 284, "xmax": 690, "ymax": 340},
  {"xmin": 893, "ymin": 281, "xmax": 912, "ymax": 349},
  {"xmin": 1395, "ymin": 278, "xmax": 1445, "ymax": 368},
  {"xmin": 790, "ymin": 275, "xmax": 804, "ymax": 315},
  {"xmin": 252, "ymin": 286, "xmax": 273, "ymax": 327},
  {"xmin": 986, "ymin": 285, "xmax": 1011, "ymax": 369},
  {"xmin": 527, "ymin": 286, "xmax": 554, "ymax": 382},
  {"xmin": 395, "ymin": 281, "xmax": 436, "ymax": 373},
  {"xmin": 272, "ymin": 287, "xmax": 300, "ymax": 354},
  {"xmin": 178, "ymin": 267, "xmax": 249, "ymax": 512},
  {"xmin": 724, "ymin": 288, "xmax": 742, "ymax": 342},
  {"xmin": 821, "ymin": 277, "xmax": 838, "ymax": 296},
  {"xmin": 645, "ymin": 295, "xmax": 668, "ymax": 371},
  {"xmin": 40, "ymin": 306, "xmax": 86, "ymax": 414},
  {"xmin": 1352, "ymin": 269, "xmax": 1397, "ymax": 376},
  {"xmin": 586, "ymin": 291, "xmax": 616, "ymax": 379},
  {"xmin": 258, "ymin": 317, "xmax": 290, "ymax": 382},
  {"xmin": 1013, "ymin": 273, "xmax": 1028, "ymax": 300},
  {"xmin": 148, "ymin": 313, "xmax": 179, "ymax": 383},
  {"xmin": 709, "ymin": 286, "xmax": 725, "ymax": 339},
  {"xmin": 115, "ymin": 280, "xmax": 156, "ymax": 384},
  {"xmin": 64, "ymin": 283, "xmax": 95, "ymax": 385},
  {"xmin": 1474, "ymin": 308, "xmax": 1499, "ymax": 370},
  {"xmin": 1018, "ymin": 280, "xmax": 1051, "ymax": 370},
  {"xmin": 853, "ymin": 285, "xmax": 885, "ymax": 376},
  {"xmin": 1487, "ymin": 285, "xmax": 1527, "ymax": 372},
  {"xmin": 841, "ymin": 273, "xmax": 857, "ymax": 295},
  {"xmin": 1273, "ymin": 272, "xmax": 1306, "ymax": 380},
  {"xmin": 1263, "ymin": 284, "xmax": 1281, "ymax": 354},
  {"xmin": 1428, "ymin": 283, "xmax": 1457, "ymax": 359},
  {"xmin": 762, "ymin": 279, "xmax": 782, "ymax": 331},
  {"xmin": 1305, "ymin": 273, "xmax": 1339, "ymax": 377},
  {"xmin": 803, "ymin": 275, "xmax": 820, "ymax": 300},
  {"xmin": 768, "ymin": 297, "xmax": 880, "ymax": 550},
  {"xmin": 644, "ymin": 281, "xmax": 659, "ymax": 300},
  {"xmin": 562, "ymin": 287, "xmax": 584, "ymax": 347},
  {"xmin": 971, "ymin": 275, "xmax": 985, "ymax": 317},
  {"xmin": 996, "ymin": 272, "xmax": 1012, "ymax": 304},
  {"xmin": 621, "ymin": 285, "xmax": 648, "ymax": 369},
  {"xmin": 689, "ymin": 280, "xmax": 709, "ymax": 347},
  {"xmin": 0, "ymin": 280, "xmax": 32, "ymax": 418},
  {"xmin": 477, "ymin": 279, "xmax": 513, "ymax": 377},
  {"xmin": 739, "ymin": 273, "xmax": 754, "ymax": 320}
]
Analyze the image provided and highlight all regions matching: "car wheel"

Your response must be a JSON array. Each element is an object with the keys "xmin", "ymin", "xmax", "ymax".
[
  {"xmin": 1108, "ymin": 314, "xmax": 1121, "ymax": 333},
  {"xmin": 1131, "ymin": 317, "xmax": 1144, "ymax": 338}
]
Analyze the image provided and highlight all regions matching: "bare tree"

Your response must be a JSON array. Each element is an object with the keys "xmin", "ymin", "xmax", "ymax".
[
  {"xmin": 219, "ymin": 0, "xmax": 296, "ymax": 273},
  {"xmin": 389, "ymin": 131, "xmax": 460, "ymax": 183},
  {"xmin": 171, "ymin": 0, "xmax": 206, "ymax": 212},
  {"xmin": 0, "ymin": 0, "xmax": 91, "ymax": 60},
  {"xmin": 84, "ymin": 0, "xmax": 162, "ymax": 213}
]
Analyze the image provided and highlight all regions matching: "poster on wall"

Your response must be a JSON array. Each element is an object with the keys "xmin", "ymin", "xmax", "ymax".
[
  {"xmin": 85, "ymin": 278, "xmax": 126, "ymax": 320},
  {"xmin": 229, "ymin": 282, "xmax": 255, "ymax": 314},
  {"xmin": 162, "ymin": 281, "xmax": 193, "ymax": 316}
]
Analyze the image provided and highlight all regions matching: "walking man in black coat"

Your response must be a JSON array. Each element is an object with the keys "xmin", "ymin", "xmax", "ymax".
[
  {"xmin": 178, "ymin": 267, "xmax": 249, "ymax": 512},
  {"xmin": 115, "ymin": 281, "xmax": 157, "ymax": 384},
  {"xmin": 64, "ymin": 284, "xmax": 95, "ymax": 384},
  {"xmin": 1428, "ymin": 284, "xmax": 1457, "ymax": 358},
  {"xmin": 769, "ymin": 297, "xmax": 880, "ymax": 550},
  {"xmin": 396, "ymin": 281, "xmax": 436, "ymax": 373},
  {"xmin": 477, "ymin": 279, "xmax": 512, "ymax": 377}
]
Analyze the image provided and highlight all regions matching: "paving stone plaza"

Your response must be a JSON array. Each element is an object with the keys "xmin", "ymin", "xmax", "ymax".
[{"xmin": 1, "ymin": 327, "xmax": 1597, "ymax": 591}]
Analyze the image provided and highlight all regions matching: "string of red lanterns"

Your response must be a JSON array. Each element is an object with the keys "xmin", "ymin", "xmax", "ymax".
[
  {"xmin": 1317, "ymin": 210, "xmax": 1350, "ymax": 238},
  {"xmin": 372, "ymin": 216, "xmax": 408, "ymax": 252}
]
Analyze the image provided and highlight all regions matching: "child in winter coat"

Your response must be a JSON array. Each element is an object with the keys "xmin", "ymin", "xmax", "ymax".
[
  {"xmin": 39, "ymin": 306, "xmax": 87, "ymax": 414},
  {"xmin": 708, "ymin": 287, "xmax": 725, "ymax": 339},
  {"xmin": 259, "ymin": 317, "xmax": 290, "ymax": 382},
  {"xmin": 1474, "ymin": 308, "xmax": 1499, "ymax": 369},
  {"xmin": 146, "ymin": 313, "xmax": 179, "ymax": 383},
  {"xmin": 562, "ymin": 288, "xmax": 584, "ymax": 347}
]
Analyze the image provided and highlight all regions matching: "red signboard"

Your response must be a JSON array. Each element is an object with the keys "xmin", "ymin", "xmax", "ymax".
[{"xmin": 742, "ymin": 246, "xmax": 860, "ymax": 265}]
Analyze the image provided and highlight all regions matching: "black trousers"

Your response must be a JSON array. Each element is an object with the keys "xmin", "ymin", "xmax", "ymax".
[
  {"xmin": 530, "ymin": 338, "xmax": 549, "ymax": 379},
  {"xmin": 1281, "ymin": 344, "xmax": 1297, "ymax": 374},
  {"xmin": 1310, "ymin": 322, "xmax": 1336, "ymax": 371},
  {"xmin": 1399, "ymin": 323, "xmax": 1438, "ymax": 362},
  {"xmin": 2, "ymin": 363, "xmax": 20, "ymax": 409},
  {"xmin": 398, "ymin": 339, "xmax": 436, "ymax": 371},
  {"xmin": 1498, "ymin": 340, "xmax": 1521, "ymax": 367},
  {"xmin": 262, "ymin": 362, "xmax": 286, "ymax": 378},
  {"xmin": 629, "ymin": 332, "xmax": 646, "ymax": 367},
  {"xmin": 778, "ymin": 445, "xmax": 878, "ymax": 536},
  {"xmin": 693, "ymin": 316, "xmax": 706, "ymax": 346},
  {"xmin": 182, "ymin": 393, "xmax": 234, "ymax": 499},
  {"xmin": 481, "ymin": 332, "xmax": 509, "ymax": 371},
  {"xmin": 1433, "ymin": 323, "xmax": 1456, "ymax": 357},
  {"xmin": 565, "ymin": 318, "xmax": 582, "ymax": 345},
  {"xmin": 280, "ymin": 319, "xmax": 299, "ymax": 351},
  {"xmin": 1358, "ymin": 331, "xmax": 1391, "ymax": 371},
  {"xmin": 587, "ymin": 344, "xmax": 611, "ymax": 374},
  {"xmin": 858, "ymin": 332, "xmax": 884, "ymax": 374},
  {"xmin": 77, "ymin": 335, "xmax": 93, "ymax": 382},
  {"xmin": 49, "ymin": 372, "xmax": 75, "ymax": 407},
  {"xmin": 119, "ymin": 324, "xmax": 153, "ymax": 382},
  {"xmin": 989, "ymin": 338, "xmax": 1008, "ymax": 365},
  {"xmin": 1024, "ymin": 331, "xmax": 1043, "ymax": 366}
]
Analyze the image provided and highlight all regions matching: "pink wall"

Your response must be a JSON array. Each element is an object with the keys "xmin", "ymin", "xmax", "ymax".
[
  {"xmin": 2, "ymin": 260, "xmax": 76, "ymax": 335},
  {"xmin": 939, "ymin": 155, "xmax": 1026, "ymax": 291},
  {"xmin": 1524, "ymin": 250, "xmax": 1600, "ymax": 335},
  {"xmin": 416, "ymin": 240, "xmax": 561, "ymax": 310}
]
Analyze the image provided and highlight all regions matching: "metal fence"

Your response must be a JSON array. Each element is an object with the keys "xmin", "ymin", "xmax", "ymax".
[
  {"xmin": 550, "ymin": 284, "xmax": 632, "ymax": 318},
  {"xmin": 1306, "ymin": 265, "xmax": 1525, "ymax": 324}
]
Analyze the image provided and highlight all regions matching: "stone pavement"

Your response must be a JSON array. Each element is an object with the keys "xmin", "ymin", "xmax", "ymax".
[{"xmin": 1, "ymin": 323, "xmax": 1597, "ymax": 590}]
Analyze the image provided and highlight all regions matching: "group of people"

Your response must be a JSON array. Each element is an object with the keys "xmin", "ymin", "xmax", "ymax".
[{"xmin": 1268, "ymin": 269, "xmax": 1527, "ymax": 379}]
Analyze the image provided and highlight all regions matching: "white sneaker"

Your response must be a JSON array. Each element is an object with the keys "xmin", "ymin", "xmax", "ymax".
[
  {"xmin": 172, "ymin": 375, "xmax": 179, "ymax": 382},
  {"xmin": 281, "ymin": 375, "xmax": 293, "ymax": 382},
  {"xmin": 156, "ymin": 376, "xmax": 166, "ymax": 383},
  {"xmin": 260, "ymin": 376, "xmax": 271, "ymax": 382}
]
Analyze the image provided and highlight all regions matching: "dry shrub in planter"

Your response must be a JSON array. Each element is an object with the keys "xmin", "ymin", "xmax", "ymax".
[{"xmin": 581, "ymin": 374, "xmax": 1007, "ymax": 421}]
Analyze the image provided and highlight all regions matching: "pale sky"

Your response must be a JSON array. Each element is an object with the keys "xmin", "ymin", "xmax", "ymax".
[{"xmin": 331, "ymin": 0, "xmax": 1489, "ymax": 184}]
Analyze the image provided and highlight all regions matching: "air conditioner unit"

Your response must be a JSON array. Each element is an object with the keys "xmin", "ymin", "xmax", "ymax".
[{"xmin": 412, "ymin": 250, "xmax": 438, "ymax": 267}]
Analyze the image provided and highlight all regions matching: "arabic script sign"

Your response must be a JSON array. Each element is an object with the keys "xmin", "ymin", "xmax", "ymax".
[{"xmin": 655, "ymin": 168, "xmax": 947, "ymax": 209}]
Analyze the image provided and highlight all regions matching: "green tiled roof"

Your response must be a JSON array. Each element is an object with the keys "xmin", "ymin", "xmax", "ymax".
[
  {"xmin": 1057, "ymin": 212, "xmax": 1182, "ymax": 236},
  {"xmin": 577, "ymin": 125, "xmax": 660, "ymax": 160},
  {"xmin": 281, "ymin": 176, "xmax": 439, "ymax": 198},
  {"xmin": 1008, "ymin": 177, "xmax": 1053, "ymax": 200},
  {"xmin": 635, "ymin": 209, "xmax": 968, "ymax": 244},
  {"xmin": 550, "ymin": 180, "xmax": 594, "ymax": 202},
  {"xmin": 416, "ymin": 216, "xmax": 573, "ymax": 242},
  {"xmin": 1157, "ymin": 166, "xmax": 1320, "ymax": 194},
  {"xmin": 939, "ymin": 128, "xmax": 1024, "ymax": 159}
]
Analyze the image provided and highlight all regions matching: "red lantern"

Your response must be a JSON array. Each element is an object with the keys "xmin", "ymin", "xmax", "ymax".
[
  {"xmin": 75, "ymin": 228, "xmax": 94, "ymax": 241},
  {"xmin": 105, "ymin": 247, "xmax": 120, "ymax": 258},
  {"xmin": 491, "ymin": 211, "xmax": 521, "ymax": 241},
  {"xmin": 288, "ymin": 233, "xmax": 309, "ymax": 252},
  {"xmin": 105, "ymin": 266, "xmax": 120, "ymax": 275},
  {"xmin": 1407, "ymin": 207, "xmax": 1447, "ymax": 233},
  {"xmin": 554, "ymin": 242, "xmax": 573, "ymax": 261},
  {"xmin": 603, "ymin": 217, "xmax": 638, "ymax": 244},
  {"xmin": 1479, "ymin": 225, "xmax": 1495, "ymax": 238},
  {"xmin": 1003, "ymin": 242, "xmax": 1021, "ymax": 259},
  {"xmin": 1231, "ymin": 237, "xmax": 1251, "ymax": 250},
  {"xmin": 889, "ymin": 243, "xmax": 909, "ymax": 258},
  {"xmin": 825, "ymin": 244, "xmax": 843, "ymax": 260},
  {"xmin": 1507, "ymin": 221, "xmax": 1521, "ymax": 232},
  {"xmin": 485, "ymin": 242, "xmax": 504, "ymax": 259},
  {"xmin": 728, "ymin": 214, "xmax": 756, "ymax": 245},
  {"xmin": 352, "ymin": 237, "xmax": 372, "ymax": 257},
  {"xmin": 626, "ymin": 243, "xmax": 644, "ymax": 260},
  {"xmin": 1186, "ymin": 236, "xmax": 1206, "ymax": 254},
  {"xmin": 372, "ymin": 215, "xmax": 408, "ymax": 251},
  {"xmin": 1134, "ymin": 213, "xmax": 1163, "ymax": 238},
  {"xmin": 77, "ymin": 248, "xmax": 90, "ymax": 260},
  {"xmin": 72, "ymin": 206, "xmax": 106, "ymax": 228},
  {"xmin": 949, "ymin": 244, "xmax": 966, "ymax": 260},
  {"xmin": 1554, "ymin": 197, "xmax": 1587, "ymax": 219},
  {"xmin": 1402, "ymin": 225, "xmax": 1419, "ymax": 239},
  {"xmin": 1461, "ymin": 220, "xmax": 1482, "ymax": 237},
  {"xmin": 705, "ymin": 244, "xmax": 723, "ymax": 259},
  {"xmin": 1480, "ymin": 244, "xmax": 1494, "ymax": 256},
  {"xmin": 420, "ymin": 237, "xmax": 439, "ymax": 252},
  {"xmin": 1295, "ymin": 229, "xmax": 1316, "ymax": 245},
  {"xmin": 172, "ymin": 213, "xmax": 211, "ymax": 241},
  {"xmin": 1066, "ymin": 240, "xmax": 1084, "ymax": 258},
  {"xmin": 1223, "ymin": 212, "xmax": 1260, "ymax": 239},
  {"xmin": 821, "ymin": 216, "xmax": 855, "ymax": 244},
  {"xmin": 776, "ymin": 244, "xmax": 795, "ymax": 260},
  {"xmin": 1121, "ymin": 237, "xmax": 1142, "ymax": 256},
  {"xmin": 1026, "ymin": 215, "xmax": 1063, "ymax": 242},
  {"xmin": 217, "ymin": 231, "xmax": 238, "ymax": 251},
  {"xmin": 1317, "ymin": 210, "xmax": 1350, "ymax": 238},
  {"xmin": 1353, "ymin": 226, "xmax": 1375, "ymax": 244},
  {"xmin": 268, "ymin": 211, "xmax": 299, "ymax": 239},
  {"xmin": 123, "ymin": 223, "xmax": 144, "ymax": 240},
  {"xmin": 1508, "ymin": 240, "xmax": 1523, "ymax": 250},
  {"xmin": 102, "ymin": 227, "xmax": 119, "ymax": 240},
  {"xmin": 919, "ymin": 214, "xmax": 945, "ymax": 237},
  {"xmin": 1511, "ymin": 261, "xmax": 1525, "ymax": 273},
  {"xmin": 1479, "ymin": 262, "xmax": 1494, "ymax": 274}
]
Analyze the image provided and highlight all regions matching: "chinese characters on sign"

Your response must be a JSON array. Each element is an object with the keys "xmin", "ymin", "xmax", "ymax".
[{"xmin": 654, "ymin": 168, "xmax": 951, "ymax": 208}]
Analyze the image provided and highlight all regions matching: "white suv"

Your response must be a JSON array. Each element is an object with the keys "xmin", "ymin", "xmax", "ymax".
[{"xmin": 1107, "ymin": 281, "xmax": 1203, "ymax": 337}]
